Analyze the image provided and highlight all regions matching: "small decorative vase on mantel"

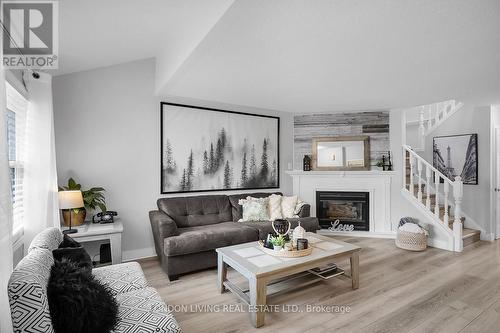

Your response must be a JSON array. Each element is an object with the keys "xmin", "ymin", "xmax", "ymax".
[{"xmin": 303, "ymin": 155, "xmax": 312, "ymax": 171}]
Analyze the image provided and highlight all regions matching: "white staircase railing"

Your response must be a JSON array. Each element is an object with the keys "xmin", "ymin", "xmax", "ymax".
[
  {"xmin": 403, "ymin": 145, "xmax": 464, "ymax": 252},
  {"xmin": 413, "ymin": 100, "xmax": 464, "ymax": 148}
]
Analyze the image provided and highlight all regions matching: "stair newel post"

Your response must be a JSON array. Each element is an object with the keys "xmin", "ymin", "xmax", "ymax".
[
  {"xmin": 443, "ymin": 181, "xmax": 449, "ymax": 225},
  {"xmin": 453, "ymin": 176, "xmax": 464, "ymax": 252},
  {"xmin": 417, "ymin": 159, "xmax": 423, "ymax": 203},
  {"xmin": 418, "ymin": 106, "xmax": 425, "ymax": 148},
  {"xmin": 434, "ymin": 171, "xmax": 440, "ymax": 217},
  {"xmin": 425, "ymin": 165, "xmax": 431, "ymax": 209}
]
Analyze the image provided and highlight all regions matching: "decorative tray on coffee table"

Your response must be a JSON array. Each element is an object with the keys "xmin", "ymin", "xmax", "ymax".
[{"xmin": 258, "ymin": 241, "xmax": 313, "ymax": 258}]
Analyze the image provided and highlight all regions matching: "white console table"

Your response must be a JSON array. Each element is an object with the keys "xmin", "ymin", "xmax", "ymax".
[{"xmin": 67, "ymin": 221, "xmax": 123, "ymax": 264}]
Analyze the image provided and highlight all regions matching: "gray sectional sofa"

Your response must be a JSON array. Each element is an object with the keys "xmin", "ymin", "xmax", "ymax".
[{"xmin": 149, "ymin": 192, "xmax": 319, "ymax": 280}]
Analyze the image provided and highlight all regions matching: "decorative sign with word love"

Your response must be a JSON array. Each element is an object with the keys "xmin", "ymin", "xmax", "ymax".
[{"xmin": 328, "ymin": 219, "xmax": 355, "ymax": 232}]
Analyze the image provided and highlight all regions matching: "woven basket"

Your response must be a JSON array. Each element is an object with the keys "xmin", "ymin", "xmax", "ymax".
[{"xmin": 396, "ymin": 230, "xmax": 427, "ymax": 251}]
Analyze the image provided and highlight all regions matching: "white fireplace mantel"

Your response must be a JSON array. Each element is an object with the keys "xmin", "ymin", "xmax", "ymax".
[
  {"xmin": 286, "ymin": 170, "xmax": 397, "ymax": 177},
  {"xmin": 286, "ymin": 170, "xmax": 396, "ymax": 237}
]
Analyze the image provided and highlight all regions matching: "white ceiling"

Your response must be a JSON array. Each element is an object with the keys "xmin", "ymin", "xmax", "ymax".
[
  {"xmin": 55, "ymin": 0, "xmax": 500, "ymax": 113},
  {"xmin": 54, "ymin": 0, "xmax": 234, "ymax": 76}
]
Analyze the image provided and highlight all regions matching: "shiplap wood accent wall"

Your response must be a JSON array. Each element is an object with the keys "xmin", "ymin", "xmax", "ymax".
[{"xmin": 293, "ymin": 111, "xmax": 390, "ymax": 169}]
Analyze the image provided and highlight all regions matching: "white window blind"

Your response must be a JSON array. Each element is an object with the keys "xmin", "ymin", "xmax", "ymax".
[{"xmin": 6, "ymin": 82, "xmax": 28, "ymax": 234}]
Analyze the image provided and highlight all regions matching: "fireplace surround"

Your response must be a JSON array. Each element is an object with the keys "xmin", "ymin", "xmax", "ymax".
[
  {"xmin": 287, "ymin": 170, "xmax": 395, "ymax": 236},
  {"xmin": 316, "ymin": 191, "xmax": 370, "ymax": 231}
]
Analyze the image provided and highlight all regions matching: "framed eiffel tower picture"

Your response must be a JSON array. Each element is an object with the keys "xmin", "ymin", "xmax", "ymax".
[{"xmin": 433, "ymin": 134, "xmax": 478, "ymax": 185}]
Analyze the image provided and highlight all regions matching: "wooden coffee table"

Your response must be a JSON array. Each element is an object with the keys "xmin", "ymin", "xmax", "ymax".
[{"xmin": 216, "ymin": 232, "xmax": 361, "ymax": 327}]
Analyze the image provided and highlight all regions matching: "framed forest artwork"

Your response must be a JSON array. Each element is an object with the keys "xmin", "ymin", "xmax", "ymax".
[
  {"xmin": 160, "ymin": 102, "xmax": 280, "ymax": 194},
  {"xmin": 433, "ymin": 133, "xmax": 478, "ymax": 185}
]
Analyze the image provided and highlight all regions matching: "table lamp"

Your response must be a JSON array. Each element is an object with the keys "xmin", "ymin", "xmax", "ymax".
[{"xmin": 59, "ymin": 190, "xmax": 84, "ymax": 234}]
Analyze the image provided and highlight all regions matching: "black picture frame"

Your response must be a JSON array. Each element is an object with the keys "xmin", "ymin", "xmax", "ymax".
[
  {"xmin": 160, "ymin": 102, "xmax": 280, "ymax": 194},
  {"xmin": 432, "ymin": 133, "xmax": 478, "ymax": 185}
]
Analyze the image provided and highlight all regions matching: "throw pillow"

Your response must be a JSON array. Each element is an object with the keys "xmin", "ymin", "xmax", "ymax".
[
  {"xmin": 47, "ymin": 258, "xmax": 118, "ymax": 333},
  {"xmin": 53, "ymin": 234, "xmax": 92, "ymax": 274},
  {"xmin": 294, "ymin": 198, "xmax": 307, "ymax": 216},
  {"xmin": 281, "ymin": 195, "xmax": 298, "ymax": 218},
  {"xmin": 238, "ymin": 197, "xmax": 270, "ymax": 222},
  {"xmin": 268, "ymin": 194, "xmax": 283, "ymax": 221}
]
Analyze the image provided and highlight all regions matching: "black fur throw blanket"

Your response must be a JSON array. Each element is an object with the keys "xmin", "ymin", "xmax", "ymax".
[{"xmin": 47, "ymin": 259, "xmax": 118, "ymax": 333}]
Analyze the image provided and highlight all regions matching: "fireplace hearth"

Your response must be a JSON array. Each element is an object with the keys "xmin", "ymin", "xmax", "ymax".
[{"xmin": 316, "ymin": 191, "xmax": 370, "ymax": 231}]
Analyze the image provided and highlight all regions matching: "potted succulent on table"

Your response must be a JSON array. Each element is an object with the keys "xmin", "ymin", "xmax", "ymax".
[
  {"xmin": 58, "ymin": 178, "xmax": 107, "ymax": 227},
  {"xmin": 269, "ymin": 234, "xmax": 286, "ymax": 251}
]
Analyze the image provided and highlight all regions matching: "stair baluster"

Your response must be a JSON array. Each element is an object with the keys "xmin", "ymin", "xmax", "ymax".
[
  {"xmin": 427, "ymin": 105, "xmax": 432, "ymax": 132},
  {"xmin": 425, "ymin": 165, "xmax": 431, "ymax": 209},
  {"xmin": 409, "ymin": 154, "xmax": 415, "ymax": 196},
  {"xmin": 417, "ymin": 159, "xmax": 423, "ymax": 203},
  {"xmin": 433, "ymin": 171, "xmax": 440, "ymax": 216},
  {"xmin": 418, "ymin": 106, "xmax": 425, "ymax": 148},
  {"xmin": 443, "ymin": 181, "xmax": 449, "ymax": 225}
]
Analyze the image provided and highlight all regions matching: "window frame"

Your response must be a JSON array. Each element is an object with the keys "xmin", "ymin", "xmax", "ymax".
[{"xmin": 5, "ymin": 80, "xmax": 28, "ymax": 244}]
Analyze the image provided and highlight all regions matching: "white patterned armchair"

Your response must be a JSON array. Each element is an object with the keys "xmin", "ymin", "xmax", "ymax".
[{"xmin": 8, "ymin": 227, "xmax": 181, "ymax": 333}]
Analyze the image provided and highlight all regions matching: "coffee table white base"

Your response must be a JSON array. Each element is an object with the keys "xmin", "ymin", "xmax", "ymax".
[{"xmin": 216, "ymin": 233, "xmax": 361, "ymax": 328}]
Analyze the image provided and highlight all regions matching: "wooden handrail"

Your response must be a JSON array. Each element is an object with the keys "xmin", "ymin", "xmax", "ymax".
[{"xmin": 403, "ymin": 145, "xmax": 454, "ymax": 186}]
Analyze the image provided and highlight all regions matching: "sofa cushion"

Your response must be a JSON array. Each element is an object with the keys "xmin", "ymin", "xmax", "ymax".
[
  {"xmin": 164, "ymin": 222, "xmax": 259, "ymax": 256},
  {"xmin": 239, "ymin": 217, "xmax": 321, "ymax": 240},
  {"xmin": 114, "ymin": 287, "xmax": 181, "ymax": 333},
  {"xmin": 228, "ymin": 192, "xmax": 282, "ymax": 222},
  {"xmin": 157, "ymin": 195, "xmax": 232, "ymax": 228},
  {"xmin": 93, "ymin": 262, "xmax": 149, "ymax": 296},
  {"xmin": 8, "ymin": 248, "xmax": 55, "ymax": 333},
  {"xmin": 28, "ymin": 227, "xmax": 63, "ymax": 253}
]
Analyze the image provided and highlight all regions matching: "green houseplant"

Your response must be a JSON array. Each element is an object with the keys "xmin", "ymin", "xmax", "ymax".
[
  {"xmin": 59, "ymin": 178, "xmax": 107, "ymax": 226},
  {"xmin": 269, "ymin": 234, "xmax": 286, "ymax": 251}
]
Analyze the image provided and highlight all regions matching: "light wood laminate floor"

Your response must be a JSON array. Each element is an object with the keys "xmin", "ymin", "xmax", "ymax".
[{"xmin": 139, "ymin": 236, "xmax": 500, "ymax": 333}]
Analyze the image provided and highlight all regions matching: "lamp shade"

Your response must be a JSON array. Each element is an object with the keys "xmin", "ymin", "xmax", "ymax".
[{"xmin": 58, "ymin": 190, "xmax": 84, "ymax": 209}]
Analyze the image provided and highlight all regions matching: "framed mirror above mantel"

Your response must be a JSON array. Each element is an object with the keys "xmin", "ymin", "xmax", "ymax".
[{"xmin": 312, "ymin": 136, "xmax": 370, "ymax": 171}]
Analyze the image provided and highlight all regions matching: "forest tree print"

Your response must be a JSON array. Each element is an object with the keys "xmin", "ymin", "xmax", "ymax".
[{"xmin": 161, "ymin": 103, "xmax": 279, "ymax": 193}]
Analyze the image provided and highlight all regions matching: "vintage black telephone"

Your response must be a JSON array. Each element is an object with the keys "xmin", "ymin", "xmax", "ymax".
[{"xmin": 92, "ymin": 211, "xmax": 118, "ymax": 224}]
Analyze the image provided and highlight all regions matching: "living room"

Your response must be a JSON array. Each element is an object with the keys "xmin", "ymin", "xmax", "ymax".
[{"xmin": 1, "ymin": 1, "xmax": 500, "ymax": 333}]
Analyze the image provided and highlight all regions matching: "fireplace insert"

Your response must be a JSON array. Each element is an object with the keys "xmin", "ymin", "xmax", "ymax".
[{"xmin": 316, "ymin": 191, "xmax": 369, "ymax": 231}]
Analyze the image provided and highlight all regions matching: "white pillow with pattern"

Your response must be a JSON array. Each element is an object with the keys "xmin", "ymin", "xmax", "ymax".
[
  {"xmin": 294, "ymin": 199, "xmax": 306, "ymax": 216},
  {"xmin": 238, "ymin": 197, "xmax": 270, "ymax": 222},
  {"xmin": 281, "ymin": 195, "xmax": 298, "ymax": 218},
  {"xmin": 268, "ymin": 194, "xmax": 283, "ymax": 221}
]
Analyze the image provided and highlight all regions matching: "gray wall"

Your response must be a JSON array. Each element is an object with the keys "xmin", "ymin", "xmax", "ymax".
[
  {"xmin": 293, "ymin": 112, "xmax": 389, "ymax": 169},
  {"xmin": 53, "ymin": 58, "xmax": 294, "ymax": 260}
]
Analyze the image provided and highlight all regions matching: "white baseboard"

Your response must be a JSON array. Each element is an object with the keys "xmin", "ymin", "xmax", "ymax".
[
  {"xmin": 123, "ymin": 247, "xmax": 157, "ymax": 262},
  {"xmin": 427, "ymin": 237, "xmax": 453, "ymax": 251},
  {"xmin": 480, "ymin": 233, "xmax": 495, "ymax": 241},
  {"xmin": 317, "ymin": 229, "xmax": 396, "ymax": 239}
]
